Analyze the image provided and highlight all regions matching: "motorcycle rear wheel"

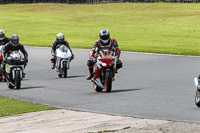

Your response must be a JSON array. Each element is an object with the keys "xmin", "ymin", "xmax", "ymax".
[
  {"xmin": 58, "ymin": 73, "xmax": 62, "ymax": 78},
  {"xmin": 195, "ymin": 91, "xmax": 200, "ymax": 107},
  {"xmin": 94, "ymin": 83, "xmax": 103, "ymax": 92}
]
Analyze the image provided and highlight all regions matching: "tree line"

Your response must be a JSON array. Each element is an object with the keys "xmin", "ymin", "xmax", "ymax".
[{"xmin": 0, "ymin": 0, "xmax": 199, "ymax": 4}]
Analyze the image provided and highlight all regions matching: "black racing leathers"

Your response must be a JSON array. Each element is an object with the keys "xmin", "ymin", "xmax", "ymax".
[
  {"xmin": 3, "ymin": 42, "xmax": 28, "ymax": 59},
  {"xmin": 0, "ymin": 37, "xmax": 10, "ymax": 46}
]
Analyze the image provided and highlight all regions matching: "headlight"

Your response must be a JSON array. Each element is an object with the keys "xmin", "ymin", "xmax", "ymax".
[
  {"xmin": 100, "ymin": 61, "xmax": 107, "ymax": 67},
  {"xmin": 101, "ymin": 63, "xmax": 107, "ymax": 67}
]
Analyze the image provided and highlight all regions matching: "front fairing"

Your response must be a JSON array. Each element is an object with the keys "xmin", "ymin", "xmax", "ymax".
[
  {"xmin": 97, "ymin": 56, "xmax": 116, "ymax": 69},
  {"xmin": 56, "ymin": 45, "xmax": 72, "ymax": 59},
  {"xmin": 94, "ymin": 56, "xmax": 116, "ymax": 80},
  {"xmin": 7, "ymin": 59, "xmax": 24, "ymax": 65},
  {"xmin": 5, "ymin": 51, "xmax": 24, "ymax": 74},
  {"xmin": 7, "ymin": 51, "xmax": 24, "ymax": 65}
]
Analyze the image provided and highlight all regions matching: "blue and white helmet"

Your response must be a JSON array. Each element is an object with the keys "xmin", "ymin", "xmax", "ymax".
[
  {"xmin": 0, "ymin": 29, "xmax": 5, "ymax": 40},
  {"xmin": 99, "ymin": 29, "xmax": 110, "ymax": 43}
]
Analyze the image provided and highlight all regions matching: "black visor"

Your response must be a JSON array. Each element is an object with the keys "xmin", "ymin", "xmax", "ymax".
[
  {"xmin": 100, "ymin": 35, "xmax": 109, "ymax": 41},
  {"xmin": 12, "ymin": 39, "xmax": 19, "ymax": 45},
  {"xmin": 0, "ymin": 34, "xmax": 4, "ymax": 39}
]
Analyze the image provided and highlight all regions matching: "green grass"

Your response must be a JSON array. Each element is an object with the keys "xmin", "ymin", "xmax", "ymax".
[
  {"xmin": 0, "ymin": 96, "xmax": 57, "ymax": 117},
  {"xmin": 0, "ymin": 3, "xmax": 200, "ymax": 55}
]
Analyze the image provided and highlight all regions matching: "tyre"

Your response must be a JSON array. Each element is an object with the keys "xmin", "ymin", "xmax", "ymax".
[
  {"xmin": 58, "ymin": 73, "xmax": 62, "ymax": 78},
  {"xmin": 94, "ymin": 83, "xmax": 103, "ymax": 92},
  {"xmin": 105, "ymin": 71, "xmax": 112, "ymax": 92},
  {"xmin": 15, "ymin": 71, "xmax": 21, "ymax": 89},
  {"xmin": 63, "ymin": 61, "xmax": 67, "ymax": 78},
  {"xmin": 195, "ymin": 91, "xmax": 200, "ymax": 107}
]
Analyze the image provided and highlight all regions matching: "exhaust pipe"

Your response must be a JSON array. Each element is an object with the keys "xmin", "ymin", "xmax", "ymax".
[
  {"xmin": 5, "ymin": 76, "xmax": 15, "ymax": 87},
  {"xmin": 194, "ymin": 78, "xmax": 199, "ymax": 90},
  {"xmin": 91, "ymin": 78, "xmax": 104, "ymax": 89},
  {"xmin": 7, "ymin": 80, "xmax": 15, "ymax": 87}
]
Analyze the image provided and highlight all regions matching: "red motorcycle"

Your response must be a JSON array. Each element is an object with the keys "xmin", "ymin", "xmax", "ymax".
[{"xmin": 91, "ymin": 48, "xmax": 117, "ymax": 92}]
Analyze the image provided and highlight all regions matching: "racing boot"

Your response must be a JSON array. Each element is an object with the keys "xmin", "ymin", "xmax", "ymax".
[
  {"xmin": 86, "ymin": 74, "xmax": 93, "ymax": 80},
  {"xmin": 51, "ymin": 61, "xmax": 55, "ymax": 69},
  {"xmin": 116, "ymin": 60, "xmax": 123, "ymax": 73},
  {"xmin": 115, "ymin": 68, "xmax": 118, "ymax": 73},
  {"xmin": 51, "ymin": 64, "xmax": 55, "ymax": 69},
  {"xmin": 23, "ymin": 72, "xmax": 26, "ymax": 78},
  {"xmin": 86, "ymin": 68, "xmax": 93, "ymax": 80},
  {"xmin": 51, "ymin": 57, "xmax": 56, "ymax": 69}
]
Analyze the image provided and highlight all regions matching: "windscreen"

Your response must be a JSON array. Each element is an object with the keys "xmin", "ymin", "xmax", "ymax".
[
  {"xmin": 101, "ymin": 49, "xmax": 111, "ymax": 57},
  {"xmin": 59, "ymin": 45, "xmax": 68, "ymax": 52}
]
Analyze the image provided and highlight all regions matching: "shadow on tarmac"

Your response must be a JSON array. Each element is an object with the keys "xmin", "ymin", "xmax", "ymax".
[
  {"xmin": 108, "ymin": 88, "xmax": 142, "ymax": 93},
  {"xmin": 65, "ymin": 75, "xmax": 87, "ymax": 78},
  {"xmin": 20, "ymin": 86, "xmax": 46, "ymax": 90}
]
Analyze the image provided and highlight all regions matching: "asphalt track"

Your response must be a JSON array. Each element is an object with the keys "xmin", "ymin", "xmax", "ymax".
[{"xmin": 0, "ymin": 46, "xmax": 200, "ymax": 123}]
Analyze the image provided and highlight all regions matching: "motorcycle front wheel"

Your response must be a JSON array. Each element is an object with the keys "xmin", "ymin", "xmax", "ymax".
[
  {"xmin": 63, "ymin": 61, "xmax": 67, "ymax": 78},
  {"xmin": 105, "ymin": 71, "xmax": 112, "ymax": 92},
  {"xmin": 15, "ymin": 70, "xmax": 21, "ymax": 89}
]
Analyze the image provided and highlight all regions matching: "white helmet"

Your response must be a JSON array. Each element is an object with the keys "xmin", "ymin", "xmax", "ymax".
[
  {"xmin": 56, "ymin": 33, "xmax": 64, "ymax": 43},
  {"xmin": 0, "ymin": 29, "xmax": 5, "ymax": 40}
]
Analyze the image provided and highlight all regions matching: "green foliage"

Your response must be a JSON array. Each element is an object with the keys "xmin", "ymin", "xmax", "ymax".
[
  {"xmin": 0, "ymin": 96, "xmax": 57, "ymax": 117},
  {"xmin": 1, "ymin": 3, "xmax": 200, "ymax": 55},
  {"xmin": 123, "ymin": 126, "xmax": 131, "ymax": 130}
]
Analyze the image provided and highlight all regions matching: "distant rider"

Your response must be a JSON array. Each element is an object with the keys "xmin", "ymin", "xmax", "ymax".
[
  {"xmin": 51, "ymin": 33, "xmax": 74, "ymax": 69},
  {"xmin": 86, "ymin": 29, "xmax": 123, "ymax": 80},
  {"xmin": 0, "ymin": 29, "xmax": 10, "ymax": 70},
  {"xmin": 0, "ymin": 29, "xmax": 10, "ymax": 80},
  {"xmin": 1, "ymin": 34, "xmax": 28, "ymax": 78},
  {"xmin": 0, "ymin": 29, "xmax": 10, "ymax": 47}
]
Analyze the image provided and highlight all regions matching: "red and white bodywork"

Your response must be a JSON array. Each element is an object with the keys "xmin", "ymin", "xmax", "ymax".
[{"xmin": 91, "ymin": 49, "xmax": 117, "ymax": 92}]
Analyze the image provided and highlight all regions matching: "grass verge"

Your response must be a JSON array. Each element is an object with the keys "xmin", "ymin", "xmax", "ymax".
[
  {"xmin": 0, "ymin": 96, "xmax": 57, "ymax": 117},
  {"xmin": 1, "ymin": 3, "xmax": 200, "ymax": 55}
]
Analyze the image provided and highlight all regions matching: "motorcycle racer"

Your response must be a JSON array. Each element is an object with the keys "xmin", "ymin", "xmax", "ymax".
[
  {"xmin": 51, "ymin": 33, "xmax": 74, "ymax": 69},
  {"xmin": 0, "ymin": 29, "xmax": 10, "ymax": 80},
  {"xmin": 0, "ymin": 29, "xmax": 10, "ymax": 46},
  {"xmin": 1, "ymin": 34, "xmax": 28, "ymax": 78},
  {"xmin": 86, "ymin": 29, "xmax": 123, "ymax": 80}
]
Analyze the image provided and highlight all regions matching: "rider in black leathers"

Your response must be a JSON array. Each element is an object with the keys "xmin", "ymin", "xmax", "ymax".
[
  {"xmin": 0, "ymin": 29, "xmax": 10, "ymax": 64},
  {"xmin": 0, "ymin": 29, "xmax": 10, "ymax": 46},
  {"xmin": 51, "ymin": 33, "xmax": 74, "ymax": 69},
  {"xmin": 1, "ymin": 34, "xmax": 28, "ymax": 78}
]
